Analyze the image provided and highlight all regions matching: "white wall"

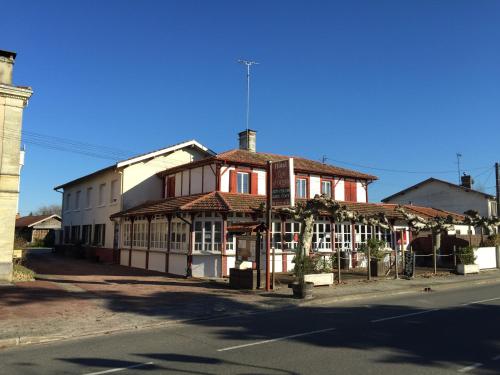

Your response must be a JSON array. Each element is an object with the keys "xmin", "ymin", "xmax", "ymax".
[
  {"xmin": 220, "ymin": 166, "xmax": 232, "ymax": 193},
  {"xmin": 192, "ymin": 254, "xmax": 221, "ymax": 278},
  {"xmin": 356, "ymin": 182, "xmax": 367, "ymax": 203},
  {"xmin": 256, "ymin": 169, "xmax": 266, "ymax": 195},
  {"xmin": 169, "ymin": 253, "xmax": 187, "ymax": 276},
  {"xmin": 335, "ymin": 179, "xmax": 345, "ymax": 201},
  {"xmin": 203, "ymin": 165, "xmax": 216, "ymax": 193},
  {"xmin": 191, "ymin": 167, "xmax": 203, "ymax": 195},
  {"xmin": 384, "ymin": 180, "xmax": 491, "ymax": 217},
  {"xmin": 309, "ymin": 176, "xmax": 321, "ymax": 198},
  {"xmin": 474, "ymin": 247, "xmax": 497, "ymax": 269}
]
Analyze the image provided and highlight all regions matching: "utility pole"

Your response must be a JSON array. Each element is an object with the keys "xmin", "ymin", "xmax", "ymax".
[
  {"xmin": 456, "ymin": 153, "xmax": 462, "ymax": 184},
  {"xmin": 496, "ymin": 162, "xmax": 500, "ymax": 217}
]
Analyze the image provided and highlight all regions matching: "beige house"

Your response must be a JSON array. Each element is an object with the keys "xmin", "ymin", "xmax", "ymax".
[
  {"xmin": 0, "ymin": 50, "xmax": 33, "ymax": 281},
  {"xmin": 55, "ymin": 140, "xmax": 214, "ymax": 262}
]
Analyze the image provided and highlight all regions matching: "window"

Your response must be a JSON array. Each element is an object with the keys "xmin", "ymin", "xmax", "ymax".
[
  {"xmin": 75, "ymin": 191, "xmax": 81, "ymax": 210},
  {"xmin": 65, "ymin": 193, "xmax": 71, "ymax": 211},
  {"xmin": 82, "ymin": 225, "xmax": 92, "ymax": 244},
  {"xmin": 296, "ymin": 178, "xmax": 307, "ymax": 198},
  {"xmin": 86, "ymin": 187, "xmax": 93, "ymax": 208},
  {"xmin": 93, "ymin": 224, "xmax": 106, "ymax": 246},
  {"xmin": 171, "ymin": 221, "xmax": 188, "ymax": 251},
  {"xmin": 194, "ymin": 217, "xmax": 222, "ymax": 251},
  {"xmin": 150, "ymin": 217, "xmax": 168, "ymax": 249},
  {"xmin": 98, "ymin": 183, "xmax": 106, "ymax": 206},
  {"xmin": 321, "ymin": 180, "xmax": 332, "ymax": 197},
  {"xmin": 284, "ymin": 221, "xmax": 301, "ymax": 250},
  {"xmin": 272, "ymin": 221, "xmax": 282, "ymax": 250},
  {"xmin": 70, "ymin": 225, "xmax": 80, "ymax": 243},
  {"xmin": 122, "ymin": 222, "xmax": 131, "ymax": 247},
  {"xmin": 237, "ymin": 172, "xmax": 249, "ymax": 194},
  {"xmin": 132, "ymin": 220, "xmax": 147, "ymax": 248},
  {"xmin": 110, "ymin": 180, "xmax": 118, "ymax": 203},
  {"xmin": 312, "ymin": 222, "xmax": 331, "ymax": 251},
  {"xmin": 355, "ymin": 224, "xmax": 372, "ymax": 250},
  {"xmin": 335, "ymin": 224, "xmax": 352, "ymax": 251}
]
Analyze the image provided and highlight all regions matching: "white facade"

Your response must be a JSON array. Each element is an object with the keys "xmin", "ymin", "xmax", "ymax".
[
  {"xmin": 383, "ymin": 179, "xmax": 496, "ymax": 217},
  {"xmin": 57, "ymin": 141, "xmax": 213, "ymax": 255}
]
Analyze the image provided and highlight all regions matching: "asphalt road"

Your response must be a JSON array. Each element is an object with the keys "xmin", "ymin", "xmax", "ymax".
[{"xmin": 1, "ymin": 283, "xmax": 500, "ymax": 375}]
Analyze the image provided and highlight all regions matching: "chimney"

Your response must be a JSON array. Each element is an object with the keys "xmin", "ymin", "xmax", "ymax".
[
  {"xmin": 238, "ymin": 129, "xmax": 257, "ymax": 152},
  {"xmin": 461, "ymin": 174, "xmax": 474, "ymax": 189},
  {"xmin": 0, "ymin": 50, "xmax": 16, "ymax": 85}
]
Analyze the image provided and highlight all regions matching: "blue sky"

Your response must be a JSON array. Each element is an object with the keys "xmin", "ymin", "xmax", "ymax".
[{"xmin": 3, "ymin": 0, "xmax": 499, "ymax": 215}]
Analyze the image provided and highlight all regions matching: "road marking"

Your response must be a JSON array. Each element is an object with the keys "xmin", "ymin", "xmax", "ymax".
[
  {"xmin": 217, "ymin": 327, "xmax": 336, "ymax": 352},
  {"xmin": 82, "ymin": 362, "xmax": 154, "ymax": 375},
  {"xmin": 371, "ymin": 309, "xmax": 440, "ymax": 323},
  {"xmin": 462, "ymin": 297, "xmax": 500, "ymax": 306},
  {"xmin": 458, "ymin": 362, "xmax": 483, "ymax": 373}
]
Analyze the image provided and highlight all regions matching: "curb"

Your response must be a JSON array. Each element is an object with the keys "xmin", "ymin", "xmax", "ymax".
[{"xmin": 1, "ymin": 275, "xmax": 500, "ymax": 351}]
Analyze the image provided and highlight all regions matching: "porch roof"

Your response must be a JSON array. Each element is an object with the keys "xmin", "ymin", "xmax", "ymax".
[{"xmin": 111, "ymin": 193, "xmax": 464, "ymax": 222}]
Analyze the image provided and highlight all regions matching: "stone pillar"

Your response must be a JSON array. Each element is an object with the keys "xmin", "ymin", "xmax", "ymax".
[{"xmin": 0, "ymin": 50, "xmax": 32, "ymax": 282}]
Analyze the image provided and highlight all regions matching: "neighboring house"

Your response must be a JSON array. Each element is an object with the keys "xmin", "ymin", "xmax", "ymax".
[
  {"xmin": 382, "ymin": 176, "xmax": 497, "ymax": 218},
  {"xmin": 54, "ymin": 140, "xmax": 214, "ymax": 263},
  {"xmin": 110, "ymin": 130, "xmax": 467, "ymax": 278},
  {"xmin": 15, "ymin": 214, "xmax": 61, "ymax": 245}
]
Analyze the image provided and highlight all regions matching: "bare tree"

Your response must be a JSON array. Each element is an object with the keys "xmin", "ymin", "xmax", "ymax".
[{"xmin": 32, "ymin": 204, "xmax": 61, "ymax": 216}]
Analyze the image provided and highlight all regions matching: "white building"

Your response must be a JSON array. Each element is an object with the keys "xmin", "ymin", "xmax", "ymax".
[
  {"xmin": 54, "ymin": 140, "xmax": 213, "ymax": 262},
  {"xmin": 382, "ymin": 176, "xmax": 497, "ymax": 218}
]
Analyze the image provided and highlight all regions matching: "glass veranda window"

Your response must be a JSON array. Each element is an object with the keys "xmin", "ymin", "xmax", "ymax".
[{"xmin": 321, "ymin": 180, "xmax": 332, "ymax": 197}]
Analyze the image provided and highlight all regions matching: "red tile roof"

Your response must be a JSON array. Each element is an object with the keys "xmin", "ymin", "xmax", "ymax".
[
  {"xmin": 111, "ymin": 193, "xmax": 463, "ymax": 221},
  {"xmin": 159, "ymin": 149, "xmax": 378, "ymax": 180}
]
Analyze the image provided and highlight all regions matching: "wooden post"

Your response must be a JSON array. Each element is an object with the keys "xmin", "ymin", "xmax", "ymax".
[
  {"xmin": 146, "ymin": 216, "xmax": 152, "ymax": 270},
  {"xmin": 331, "ymin": 220, "xmax": 340, "ymax": 283},
  {"xmin": 266, "ymin": 161, "xmax": 272, "ymax": 291},
  {"xmin": 165, "ymin": 214, "xmax": 172, "ymax": 274}
]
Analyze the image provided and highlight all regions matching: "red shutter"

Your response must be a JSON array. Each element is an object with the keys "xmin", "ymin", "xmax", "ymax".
[
  {"xmin": 250, "ymin": 172, "xmax": 258, "ymax": 195},
  {"xmin": 344, "ymin": 181, "xmax": 350, "ymax": 202},
  {"xmin": 351, "ymin": 181, "xmax": 357, "ymax": 202},
  {"xmin": 229, "ymin": 170, "xmax": 237, "ymax": 193}
]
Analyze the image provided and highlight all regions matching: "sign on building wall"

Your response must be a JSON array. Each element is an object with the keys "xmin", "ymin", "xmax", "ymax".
[{"xmin": 271, "ymin": 158, "xmax": 295, "ymax": 207}]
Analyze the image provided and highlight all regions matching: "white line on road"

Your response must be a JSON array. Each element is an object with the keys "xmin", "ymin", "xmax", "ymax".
[
  {"xmin": 82, "ymin": 362, "xmax": 154, "ymax": 375},
  {"xmin": 217, "ymin": 327, "xmax": 336, "ymax": 352},
  {"xmin": 462, "ymin": 297, "xmax": 500, "ymax": 306},
  {"xmin": 370, "ymin": 309, "xmax": 441, "ymax": 323},
  {"xmin": 458, "ymin": 362, "xmax": 483, "ymax": 373}
]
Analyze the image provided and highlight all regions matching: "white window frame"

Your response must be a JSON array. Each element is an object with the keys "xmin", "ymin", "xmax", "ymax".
[
  {"xmin": 335, "ymin": 223, "xmax": 352, "ymax": 252},
  {"xmin": 237, "ymin": 172, "xmax": 250, "ymax": 194},
  {"xmin": 321, "ymin": 180, "xmax": 332, "ymax": 197},
  {"xmin": 150, "ymin": 216, "xmax": 168, "ymax": 250},
  {"xmin": 296, "ymin": 178, "xmax": 307, "ymax": 198}
]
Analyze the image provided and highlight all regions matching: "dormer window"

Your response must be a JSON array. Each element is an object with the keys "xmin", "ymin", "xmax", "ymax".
[{"xmin": 237, "ymin": 172, "xmax": 249, "ymax": 194}]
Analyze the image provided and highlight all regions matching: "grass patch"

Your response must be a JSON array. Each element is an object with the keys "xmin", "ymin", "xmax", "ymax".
[{"xmin": 13, "ymin": 263, "xmax": 36, "ymax": 282}]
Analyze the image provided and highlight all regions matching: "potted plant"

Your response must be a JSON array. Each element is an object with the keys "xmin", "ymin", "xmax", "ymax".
[
  {"xmin": 303, "ymin": 254, "xmax": 335, "ymax": 286},
  {"xmin": 456, "ymin": 246, "xmax": 479, "ymax": 275},
  {"xmin": 360, "ymin": 238, "xmax": 387, "ymax": 277}
]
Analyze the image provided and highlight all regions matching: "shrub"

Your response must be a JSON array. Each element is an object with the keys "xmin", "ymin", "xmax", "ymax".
[
  {"xmin": 359, "ymin": 237, "xmax": 387, "ymax": 261},
  {"xmin": 456, "ymin": 246, "xmax": 476, "ymax": 265}
]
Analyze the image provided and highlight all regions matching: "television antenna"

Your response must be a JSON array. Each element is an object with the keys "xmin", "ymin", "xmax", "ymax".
[
  {"xmin": 237, "ymin": 59, "xmax": 259, "ymax": 132},
  {"xmin": 456, "ymin": 153, "xmax": 462, "ymax": 184}
]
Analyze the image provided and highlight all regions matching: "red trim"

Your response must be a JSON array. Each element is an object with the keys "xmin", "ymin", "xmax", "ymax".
[
  {"xmin": 229, "ymin": 170, "xmax": 237, "ymax": 193},
  {"xmin": 250, "ymin": 172, "xmax": 258, "ymax": 195},
  {"xmin": 282, "ymin": 253, "xmax": 287, "ymax": 272},
  {"xmin": 216, "ymin": 165, "xmax": 221, "ymax": 191}
]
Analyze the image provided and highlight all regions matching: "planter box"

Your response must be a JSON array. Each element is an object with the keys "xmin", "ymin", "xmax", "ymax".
[
  {"xmin": 304, "ymin": 273, "xmax": 334, "ymax": 286},
  {"xmin": 456, "ymin": 264, "xmax": 480, "ymax": 275},
  {"xmin": 370, "ymin": 259, "xmax": 386, "ymax": 277}
]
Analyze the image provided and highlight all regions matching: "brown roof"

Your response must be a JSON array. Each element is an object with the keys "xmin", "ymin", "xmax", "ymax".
[
  {"xmin": 159, "ymin": 149, "xmax": 378, "ymax": 180},
  {"xmin": 111, "ymin": 193, "xmax": 463, "ymax": 221},
  {"xmin": 15, "ymin": 214, "xmax": 61, "ymax": 228},
  {"xmin": 110, "ymin": 192, "xmax": 266, "ymax": 218}
]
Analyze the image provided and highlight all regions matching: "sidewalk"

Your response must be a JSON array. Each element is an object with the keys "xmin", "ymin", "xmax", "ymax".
[{"xmin": 1, "ymin": 253, "xmax": 499, "ymax": 350}]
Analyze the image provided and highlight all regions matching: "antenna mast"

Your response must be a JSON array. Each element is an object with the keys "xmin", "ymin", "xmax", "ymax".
[
  {"xmin": 237, "ymin": 59, "xmax": 259, "ymax": 132},
  {"xmin": 456, "ymin": 153, "xmax": 462, "ymax": 184}
]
